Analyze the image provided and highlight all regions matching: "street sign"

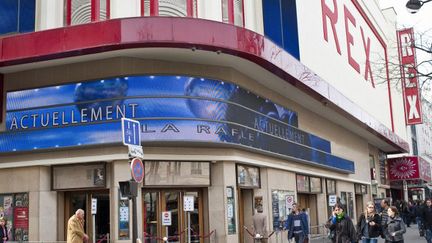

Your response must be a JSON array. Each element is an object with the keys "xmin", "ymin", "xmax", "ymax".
[
  {"xmin": 130, "ymin": 158, "xmax": 144, "ymax": 183},
  {"xmin": 128, "ymin": 145, "xmax": 144, "ymax": 159},
  {"xmin": 286, "ymin": 195, "xmax": 294, "ymax": 209},
  {"xmin": 184, "ymin": 195, "xmax": 195, "ymax": 212},
  {"xmin": 329, "ymin": 195, "xmax": 337, "ymax": 206},
  {"xmin": 162, "ymin": 211, "xmax": 172, "ymax": 226},
  {"xmin": 121, "ymin": 118, "xmax": 141, "ymax": 146},
  {"xmin": 91, "ymin": 198, "xmax": 97, "ymax": 215}
]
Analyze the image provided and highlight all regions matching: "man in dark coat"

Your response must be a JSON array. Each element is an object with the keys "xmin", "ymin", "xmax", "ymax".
[
  {"xmin": 380, "ymin": 198, "xmax": 390, "ymax": 238},
  {"xmin": 422, "ymin": 199, "xmax": 432, "ymax": 243}
]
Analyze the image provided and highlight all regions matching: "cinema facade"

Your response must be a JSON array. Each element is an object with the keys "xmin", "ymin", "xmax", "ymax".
[{"xmin": 0, "ymin": 1, "xmax": 409, "ymax": 242}]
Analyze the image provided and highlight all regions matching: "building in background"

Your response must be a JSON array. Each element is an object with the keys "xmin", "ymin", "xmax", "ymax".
[{"xmin": 0, "ymin": 1, "xmax": 410, "ymax": 242}]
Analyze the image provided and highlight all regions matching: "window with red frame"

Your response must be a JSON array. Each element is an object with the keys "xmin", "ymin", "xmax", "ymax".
[
  {"xmin": 140, "ymin": 0, "xmax": 197, "ymax": 17},
  {"xmin": 65, "ymin": 0, "xmax": 110, "ymax": 26},
  {"xmin": 222, "ymin": 0, "xmax": 244, "ymax": 27}
]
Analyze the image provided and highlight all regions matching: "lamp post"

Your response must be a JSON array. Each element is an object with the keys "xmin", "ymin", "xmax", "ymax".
[{"xmin": 406, "ymin": 0, "xmax": 432, "ymax": 13}]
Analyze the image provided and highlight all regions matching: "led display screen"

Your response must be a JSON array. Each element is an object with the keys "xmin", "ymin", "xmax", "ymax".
[{"xmin": 2, "ymin": 75, "xmax": 354, "ymax": 172}]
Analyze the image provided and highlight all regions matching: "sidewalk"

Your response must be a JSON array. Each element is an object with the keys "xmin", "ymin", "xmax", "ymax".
[{"xmin": 309, "ymin": 223, "xmax": 426, "ymax": 243}]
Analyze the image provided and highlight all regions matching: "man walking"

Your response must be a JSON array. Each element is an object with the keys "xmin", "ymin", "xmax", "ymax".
[
  {"xmin": 422, "ymin": 199, "xmax": 432, "ymax": 243},
  {"xmin": 67, "ymin": 209, "xmax": 89, "ymax": 243}
]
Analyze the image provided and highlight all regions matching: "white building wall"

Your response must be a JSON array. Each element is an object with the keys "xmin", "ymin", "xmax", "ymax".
[
  {"xmin": 36, "ymin": 0, "xmax": 65, "ymax": 31},
  {"xmin": 244, "ymin": 0, "xmax": 264, "ymax": 35},
  {"xmin": 110, "ymin": 0, "xmax": 140, "ymax": 19},
  {"xmin": 197, "ymin": 0, "xmax": 222, "ymax": 22},
  {"xmin": 295, "ymin": 0, "xmax": 407, "ymax": 142}
]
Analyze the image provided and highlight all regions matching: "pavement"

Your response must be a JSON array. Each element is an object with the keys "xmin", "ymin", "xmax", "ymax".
[{"xmin": 309, "ymin": 223, "xmax": 427, "ymax": 243}]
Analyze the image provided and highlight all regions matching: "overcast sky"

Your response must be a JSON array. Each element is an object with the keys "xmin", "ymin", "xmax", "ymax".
[{"xmin": 380, "ymin": 0, "xmax": 432, "ymax": 101}]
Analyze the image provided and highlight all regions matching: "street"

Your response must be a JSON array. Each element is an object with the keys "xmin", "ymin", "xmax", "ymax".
[{"xmin": 309, "ymin": 223, "xmax": 427, "ymax": 243}]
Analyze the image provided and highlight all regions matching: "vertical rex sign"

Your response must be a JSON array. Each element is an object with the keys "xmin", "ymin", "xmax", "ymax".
[{"xmin": 397, "ymin": 28, "xmax": 423, "ymax": 125}]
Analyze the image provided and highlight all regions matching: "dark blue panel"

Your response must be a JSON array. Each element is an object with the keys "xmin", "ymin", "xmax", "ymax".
[
  {"xmin": 281, "ymin": 0, "xmax": 300, "ymax": 60},
  {"xmin": 0, "ymin": 0, "xmax": 19, "ymax": 35},
  {"xmin": 1, "ymin": 75, "xmax": 354, "ymax": 172},
  {"xmin": 262, "ymin": 0, "xmax": 283, "ymax": 48},
  {"xmin": 18, "ymin": 0, "xmax": 35, "ymax": 33}
]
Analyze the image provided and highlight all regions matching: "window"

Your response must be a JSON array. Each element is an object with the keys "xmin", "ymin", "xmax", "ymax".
[
  {"xmin": 141, "ymin": 0, "xmax": 197, "ymax": 17},
  {"xmin": 296, "ymin": 174, "xmax": 322, "ymax": 193},
  {"xmin": 326, "ymin": 179, "xmax": 336, "ymax": 194},
  {"xmin": 0, "ymin": 0, "xmax": 35, "ymax": 35},
  {"xmin": 0, "ymin": 193, "xmax": 29, "ymax": 241},
  {"xmin": 221, "ymin": 0, "xmax": 244, "ymax": 27},
  {"xmin": 65, "ymin": 0, "xmax": 110, "ymax": 26}
]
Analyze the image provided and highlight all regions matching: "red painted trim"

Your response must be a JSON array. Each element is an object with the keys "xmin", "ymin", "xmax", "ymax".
[
  {"xmin": 0, "ymin": 73, "xmax": 3, "ymax": 123},
  {"xmin": 66, "ymin": 0, "xmax": 72, "ymax": 26},
  {"xmin": 385, "ymin": 48, "xmax": 395, "ymax": 132},
  {"xmin": 241, "ymin": 0, "xmax": 245, "ymax": 27},
  {"xmin": 91, "ymin": 0, "xmax": 100, "ymax": 22},
  {"xmin": 106, "ymin": 0, "xmax": 110, "ymax": 19},
  {"xmin": 140, "ymin": 0, "xmax": 145, "ymax": 16},
  {"xmin": 150, "ymin": 0, "xmax": 158, "ymax": 16},
  {"xmin": 228, "ymin": 0, "xmax": 234, "ymax": 24},
  {"xmin": 187, "ymin": 0, "xmax": 193, "ymax": 17},
  {"xmin": 194, "ymin": 0, "xmax": 198, "ymax": 17},
  {"xmin": 0, "ymin": 18, "xmax": 409, "ymax": 153},
  {"xmin": 350, "ymin": 0, "xmax": 394, "ymax": 132}
]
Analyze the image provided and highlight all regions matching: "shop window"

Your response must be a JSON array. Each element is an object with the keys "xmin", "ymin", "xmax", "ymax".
[
  {"xmin": 296, "ymin": 174, "xmax": 322, "ymax": 193},
  {"xmin": 0, "ymin": 193, "xmax": 29, "ymax": 241},
  {"xmin": 354, "ymin": 184, "xmax": 368, "ymax": 195},
  {"xmin": 141, "ymin": 0, "xmax": 197, "ymax": 17},
  {"xmin": 271, "ymin": 190, "xmax": 295, "ymax": 230},
  {"xmin": 145, "ymin": 161, "xmax": 210, "ymax": 186},
  {"xmin": 65, "ymin": 0, "xmax": 110, "ymax": 26},
  {"xmin": 326, "ymin": 179, "xmax": 337, "ymax": 216},
  {"xmin": 221, "ymin": 0, "xmax": 244, "ymax": 27},
  {"xmin": 0, "ymin": 0, "xmax": 35, "ymax": 35},
  {"xmin": 340, "ymin": 191, "xmax": 354, "ymax": 219},
  {"xmin": 236, "ymin": 164, "xmax": 260, "ymax": 188}
]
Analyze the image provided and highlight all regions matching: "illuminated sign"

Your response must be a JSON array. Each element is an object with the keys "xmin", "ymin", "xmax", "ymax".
[{"xmin": 2, "ymin": 75, "xmax": 354, "ymax": 173}]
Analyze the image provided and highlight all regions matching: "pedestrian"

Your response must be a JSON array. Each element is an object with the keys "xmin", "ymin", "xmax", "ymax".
[
  {"xmin": 252, "ymin": 205, "xmax": 267, "ymax": 243},
  {"xmin": 356, "ymin": 201, "xmax": 381, "ymax": 243},
  {"xmin": 422, "ymin": 199, "xmax": 432, "ymax": 243},
  {"xmin": 380, "ymin": 198, "xmax": 390, "ymax": 239},
  {"xmin": 383, "ymin": 206, "xmax": 406, "ymax": 243},
  {"xmin": 0, "ymin": 218, "xmax": 8, "ymax": 243},
  {"xmin": 414, "ymin": 200, "xmax": 425, "ymax": 236},
  {"xmin": 326, "ymin": 203, "xmax": 356, "ymax": 243},
  {"xmin": 285, "ymin": 203, "xmax": 309, "ymax": 243},
  {"xmin": 67, "ymin": 209, "xmax": 89, "ymax": 243}
]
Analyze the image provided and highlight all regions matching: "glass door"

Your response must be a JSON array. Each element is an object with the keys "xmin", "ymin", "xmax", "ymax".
[
  {"xmin": 65, "ymin": 191, "xmax": 110, "ymax": 243},
  {"xmin": 143, "ymin": 189, "xmax": 203, "ymax": 243},
  {"xmin": 143, "ymin": 192, "xmax": 159, "ymax": 243}
]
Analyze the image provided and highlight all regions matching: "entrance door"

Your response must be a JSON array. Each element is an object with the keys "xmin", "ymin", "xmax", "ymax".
[
  {"xmin": 297, "ymin": 194, "xmax": 318, "ymax": 233},
  {"xmin": 143, "ymin": 189, "xmax": 203, "ymax": 243},
  {"xmin": 238, "ymin": 189, "xmax": 253, "ymax": 243},
  {"xmin": 65, "ymin": 191, "xmax": 110, "ymax": 243},
  {"xmin": 355, "ymin": 195, "xmax": 363, "ymax": 220}
]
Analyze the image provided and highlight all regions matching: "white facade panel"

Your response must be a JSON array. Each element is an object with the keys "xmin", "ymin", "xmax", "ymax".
[
  {"xmin": 36, "ymin": 0, "xmax": 65, "ymax": 31},
  {"xmin": 296, "ymin": 0, "xmax": 406, "ymax": 140},
  {"xmin": 110, "ymin": 0, "xmax": 140, "ymax": 19},
  {"xmin": 197, "ymin": 0, "xmax": 222, "ymax": 22}
]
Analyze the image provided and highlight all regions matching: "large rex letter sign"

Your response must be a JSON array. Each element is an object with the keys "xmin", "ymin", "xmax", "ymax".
[{"xmin": 397, "ymin": 28, "xmax": 423, "ymax": 125}]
